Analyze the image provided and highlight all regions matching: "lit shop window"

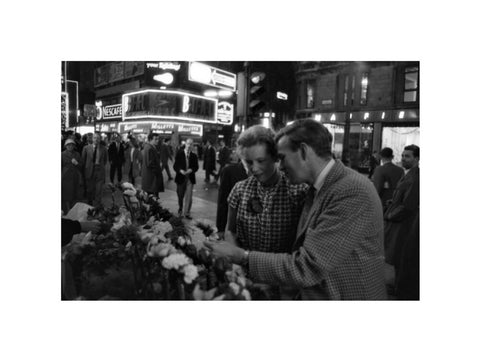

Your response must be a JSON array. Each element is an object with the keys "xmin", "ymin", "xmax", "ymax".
[
  {"xmin": 343, "ymin": 76, "xmax": 349, "ymax": 106},
  {"xmin": 360, "ymin": 72, "xmax": 369, "ymax": 105},
  {"xmin": 306, "ymin": 80, "xmax": 315, "ymax": 108},
  {"xmin": 404, "ymin": 66, "xmax": 419, "ymax": 102}
]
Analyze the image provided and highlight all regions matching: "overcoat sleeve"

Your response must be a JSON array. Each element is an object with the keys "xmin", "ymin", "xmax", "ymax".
[{"xmin": 249, "ymin": 187, "xmax": 381, "ymax": 288}]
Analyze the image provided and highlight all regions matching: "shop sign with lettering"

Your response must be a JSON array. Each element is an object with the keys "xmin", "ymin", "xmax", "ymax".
[
  {"xmin": 123, "ymin": 90, "xmax": 217, "ymax": 124},
  {"xmin": 146, "ymin": 62, "xmax": 181, "ymax": 71},
  {"xmin": 95, "ymin": 122, "xmax": 118, "ymax": 133},
  {"xmin": 118, "ymin": 121, "xmax": 203, "ymax": 137},
  {"xmin": 217, "ymin": 101, "xmax": 234, "ymax": 125}
]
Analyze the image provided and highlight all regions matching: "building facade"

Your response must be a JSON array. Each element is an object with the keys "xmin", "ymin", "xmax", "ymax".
[
  {"xmin": 62, "ymin": 61, "xmax": 240, "ymax": 147},
  {"xmin": 294, "ymin": 61, "xmax": 419, "ymax": 170}
]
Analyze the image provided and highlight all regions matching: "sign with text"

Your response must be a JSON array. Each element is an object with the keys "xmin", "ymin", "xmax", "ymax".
[
  {"xmin": 188, "ymin": 62, "xmax": 236, "ymax": 91},
  {"xmin": 118, "ymin": 121, "xmax": 203, "ymax": 137},
  {"xmin": 95, "ymin": 122, "xmax": 119, "ymax": 133},
  {"xmin": 217, "ymin": 101, "xmax": 234, "ymax": 125},
  {"xmin": 122, "ymin": 89, "xmax": 217, "ymax": 124}
]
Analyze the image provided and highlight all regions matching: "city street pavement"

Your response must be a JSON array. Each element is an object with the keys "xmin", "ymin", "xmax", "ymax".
[{"xmin": 97, "ymin": 160, "xmax": 220, "ymax": 225}]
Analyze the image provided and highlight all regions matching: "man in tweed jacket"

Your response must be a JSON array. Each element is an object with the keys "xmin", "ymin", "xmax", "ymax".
[{"xmin": 206, "ymin": 119, "xmax": 387, "ymax": 300}]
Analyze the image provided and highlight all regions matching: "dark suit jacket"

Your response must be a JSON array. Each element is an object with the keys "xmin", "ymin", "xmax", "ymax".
[
  {"xmin": 108, "ymin": 142, "xmax": 125, "ymax": 164},
  {"xmin": 372, "ymin": 162, "xmax": 405, "ymax": 207},
  {"xmin": 82, "ymin": 144, "xmax": 107, "ymax": 179},
  {"xmin": 173, "ymin": 149, "xmax": 199, "ymax": 184},
  {"xmin": 248, "ymin": 160, "xmax": 387, "ymax": 300},
  {"xmin": 203, "ymin": 146, "xmax": 216, "ymax": 172},
  {"xmin": 218, "ymin": 146, "xmax": 230, "ymax": 168},
  {"xmin": 124, "ymin": 146, "xmax": 142, "ymax": 178},
  {"xmin": 141, "ymin": 143, "xmax": 164, "ymax": 193},
  {"xmin": 216, "ymin": 162, "xmax": 248, "ymax": 232},
  {"xmin": 384, "ymin": 166, "xmax": 419, "ymax": 267}
]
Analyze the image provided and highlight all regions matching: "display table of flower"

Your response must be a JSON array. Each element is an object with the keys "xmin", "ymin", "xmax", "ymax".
[{"xmin": 62, "ymin": 183, "xmax": 269, "ymax": 300}]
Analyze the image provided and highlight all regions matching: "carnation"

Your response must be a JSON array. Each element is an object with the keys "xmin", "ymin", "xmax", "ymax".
[
  {"xmin": 241, "ymin": 289, "xmax": 251, "ymax": 300},
  {"xmin": 151, "ymin": 221, "xmax": 173, "ymax": 235},
  {"xmin": 161, "ymin": 253, "xmax": 190, "ymax": 270},
  {"xmin": 182, "ymin": 264, "xmax": 199, "ymax": 284},
  {"xmin": 147, "ymin": 242, "xmax": 175, "ymax": 258},
  {"xmin": 124, "ymin": 189, "xmax": 136, "ymax": 197},
  {"xmin": 229, "ymin": 282, "xmax": 240, "ymax": 295},
  {"xmin": 121, "ymin": 182, "xmax": 135, "ymax": 191}
]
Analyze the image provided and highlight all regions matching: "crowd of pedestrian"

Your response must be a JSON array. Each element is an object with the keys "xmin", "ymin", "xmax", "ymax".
[{"xmin": 61, "ymin": 122, "xmax": 419, "ymax": 300}]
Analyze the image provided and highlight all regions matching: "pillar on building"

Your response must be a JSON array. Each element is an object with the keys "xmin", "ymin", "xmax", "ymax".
[{"xmin": 373, "ymin": 122, "xmax": 383, "ymax": 152}]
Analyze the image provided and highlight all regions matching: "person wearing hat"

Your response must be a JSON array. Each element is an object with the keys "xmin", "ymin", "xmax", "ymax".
[
  {"xmin": 372, "ymin": 147, "xmax": 405, "ymax": 209},
  {"xmin": 62, "ymin": 138, "xmax": 83, "ymax": 213}
]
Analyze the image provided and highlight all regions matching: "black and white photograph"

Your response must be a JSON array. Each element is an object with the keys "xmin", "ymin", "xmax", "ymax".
[
  {"xmin": 60, "ymin": 60, "xmax": 420, "ymax": 301},
  {"xmin": 2, "ymin": 0, "xmax": 480, "ymax": 360}
]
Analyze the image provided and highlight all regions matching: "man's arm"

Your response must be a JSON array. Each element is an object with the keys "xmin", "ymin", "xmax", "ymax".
[{"xmin": 248, "ymin": 188, "xmax": 380, "ymax": 288}]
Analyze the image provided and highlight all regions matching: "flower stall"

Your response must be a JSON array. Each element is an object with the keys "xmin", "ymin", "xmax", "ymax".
[{"xmin": 61, "ymin": 183, "xmax": 269, "ymax": 301}]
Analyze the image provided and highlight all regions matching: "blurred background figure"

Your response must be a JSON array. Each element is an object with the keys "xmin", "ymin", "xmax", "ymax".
[
  {"xmin": 372, "ymin": 147, "xmax": 405, "ymax": 210},
  {"xmin": 203, "ymin": 139, "xmax": 216, "ymax": 183},
  {"xmin": 108, "ymin": 132, "xmax": 125, "ymax": 184},
  {"xmin": 216, "ymin": 139, "xmax": 230, "ymax": 182},
  {"xmin": 62, "ymin": 139, "xmax": 82, "ymax": 214},
  {"xmin": 159, "ymin": 137, "xmax": 173, "ymax": 182},
  {"xmin": 82, "ymin": 133, "xmax": 107, "ymax": 206},
  {"xmin": 141, "ymin": 132, "xmax": 164, "ymax": 197},
  {"xmin": 124, "ymin": 136, "xmax": 142, "ymax": 187}
]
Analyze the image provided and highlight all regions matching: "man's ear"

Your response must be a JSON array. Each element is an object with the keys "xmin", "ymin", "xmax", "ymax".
[{"xmin": 300, "ymin": 142, "xmax": 308, "ymax": 161}]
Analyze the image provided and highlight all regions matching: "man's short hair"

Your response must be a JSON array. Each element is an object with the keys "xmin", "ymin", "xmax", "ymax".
[
  {"xmin": 404, "ymin": 144, "xmax": 420, "ymax": 158},
  {"xmin": 275, "ymin": 119, "xmax": 332, "ymax": 158},
  {"xmin": 380, "ymin": 147, "xmax": 394, "ymax": 159},
  {"xmin": 237, "ymin": 125, "xmax": 277, "ymax": 159}
]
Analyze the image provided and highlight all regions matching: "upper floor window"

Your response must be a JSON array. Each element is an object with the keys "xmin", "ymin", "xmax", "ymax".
[
  {"xmin": 306, "ymin": 79, "xmax": 315, "ymax": 108},
  {"xmin": 360, "ymin": 72, "xmax": 369, "ymax": 105},
  {"xmin": 404, "ymin": 66, "xmax": 419, "ymax": 102}
]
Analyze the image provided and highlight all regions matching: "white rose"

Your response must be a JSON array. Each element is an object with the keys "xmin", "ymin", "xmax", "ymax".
[
  {"xmin": 161, "ymin": 253, "xmax": 190, "ymax": 270},
  {"xmin": 124, "ymin": 189, "xmax": 136, "ymax": 197},
  {"xmin": 182, "ymin": 264, "xmax": 199, "ymax": 284},
  {"xmin": 122, "ymin": 182, "xmax": 135, "ymax": 190},
  {"xmin": 241, "ymin": 289, "xmax": 251, "ymax": 300},
  {"xmin": 229, "ymin": 282, "xmax": 240, "ymax": 295}
]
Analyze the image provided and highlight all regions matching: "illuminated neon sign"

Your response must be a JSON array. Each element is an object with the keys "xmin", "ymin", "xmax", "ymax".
[
  {"xmin": 122, "ymin": 89, "xmax": 217, "ymax": 124},
  {"xmin": 188, "ymin": 62, "xmax": 236, "ymax": 91},
  {"xmin": 96, "ymin": 103, "xmax": 122, "ymax": 120},
  {"xmin": 217, "ymin": 101, "xmax": 234, "ymax": 125},
  {"xmin": 146, "ymin": 62, "xmax": 181, "ymax": 71},
  {"xmin": 118, "ymin": 121, "xmax": 203, "ymax": 137}
]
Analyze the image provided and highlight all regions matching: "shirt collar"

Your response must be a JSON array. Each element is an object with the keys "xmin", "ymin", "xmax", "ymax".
[{"xmin": 313, "ymin": 158, "xmax": 335, "ymax": 193}]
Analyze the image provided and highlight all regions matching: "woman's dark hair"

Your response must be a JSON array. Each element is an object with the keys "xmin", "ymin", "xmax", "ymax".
[{"xmin": 236, "ymin": 125, "xmax": 278, "ymax": 159}]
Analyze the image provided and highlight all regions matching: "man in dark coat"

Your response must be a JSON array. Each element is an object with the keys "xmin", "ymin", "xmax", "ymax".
[
  {"xmin": 108, "ymin": 133, "xmax": 125, "ymax": 184},
  {"xmin": 159, "ymin": 138, "xmax": 173, "ymax": 181},
  {"xmin": 215, "ymin": 160, "xmax": 248, "ymax": 234},
  {"xmin": 173, "ymin": 138, "xmax": 199, "ymax": 219},
  {"xmin": 216, "ymin": 139, "xmax": 230, "ymax": 181},
  {"xmin": 82, "ymin": 133, "xmax": 108, "ymax": 206},
  {"xmin": 384, "ymin": 144, "xmax": 420, "ymax": 297},
  {"xmin": 203, "ymin": 140, "xmax": 216, "ymax": 183},
  {"xmin": 372, "ymin": 147, "xmax": 405, "ymax": 209},
  {"xmin": 141, "ymin": 133, "xmax": 164, "ymax": 196}
]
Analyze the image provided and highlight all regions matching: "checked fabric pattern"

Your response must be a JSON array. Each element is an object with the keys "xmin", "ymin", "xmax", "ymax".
[
  {"xmin": 228, "ymin": 173, "xmax": 308, "ymax": 253},
  {"xmin": 248, "ymin": 161, "xmax": 388, "ymax": 300}
]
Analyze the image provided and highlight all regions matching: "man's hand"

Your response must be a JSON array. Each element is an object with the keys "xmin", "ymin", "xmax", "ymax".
[
  {"xmin": 204, "ymin": 240, "xmax": 244, "ymax": 264},
  {"xmin": 71, "ymin": 158, "xmax": 79, "ymax": 165},
  {"xmin": 224, "ymin": 231, "xmax": 238, "ymax": 246},
  {"xmin": 80, "ymin": 220, "xmax": 102, "ymax": 234}
]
